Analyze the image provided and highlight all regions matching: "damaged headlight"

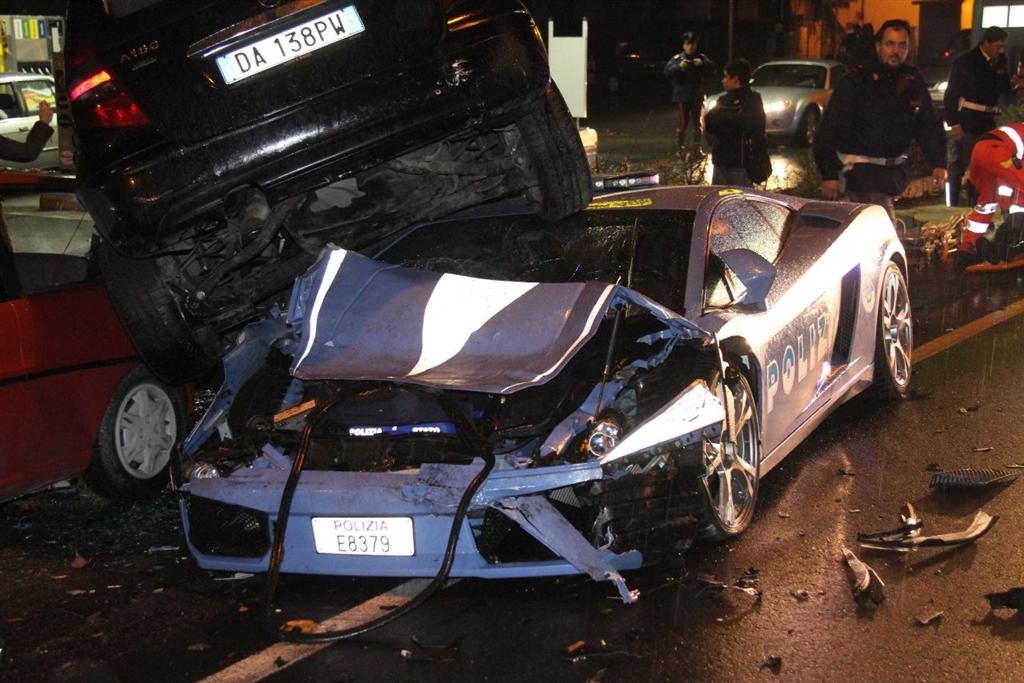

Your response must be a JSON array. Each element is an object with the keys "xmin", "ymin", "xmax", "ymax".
[
  {"xmin": 586, "ymin": 417, "xmax": 623, "ymax": 458},
  {"xmin": 185, "ymin": 462, "xmax": 222, "ymax": 481}
]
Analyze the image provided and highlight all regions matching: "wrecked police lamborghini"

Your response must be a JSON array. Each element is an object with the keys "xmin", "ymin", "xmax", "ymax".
[{"xmin": 175, "ymin": 186, "xmax": 912, "ymax": 602}]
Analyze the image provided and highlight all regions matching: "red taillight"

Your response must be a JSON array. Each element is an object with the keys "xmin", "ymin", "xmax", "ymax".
[
  {"xmin": 71, "ymin": 69, "xmax": 112, "ymax": 101},
  {"xmin": 71, "ymin": 69, "xmax": 150, "ymax": 128}
]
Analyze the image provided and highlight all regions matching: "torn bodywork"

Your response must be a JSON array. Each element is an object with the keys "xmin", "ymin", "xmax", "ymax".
[
  {"xmin": 857, "ymin": 503, "xmax": 998, "ymax": 552},
  {"xmin": 177, "ymin": 248, "xmax": 727, "ymax": 600}
]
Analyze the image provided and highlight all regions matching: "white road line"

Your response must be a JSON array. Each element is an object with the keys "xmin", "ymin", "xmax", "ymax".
[
  {"xmin": 915, "ymin": 297, "xmax": 1024, "ymax": 363},
  {"xmin": 200, "ymin": 578, "xmax": 431, "ymax": 683}
]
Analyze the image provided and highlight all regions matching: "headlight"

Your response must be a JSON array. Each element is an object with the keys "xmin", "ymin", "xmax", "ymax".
[
  {"xmin": 586, "ymin": 418, "xmax": 622, "ymax": 457},
  {"xmin": 763, "ymin": 100, "xmax": 791, "ymax": 113}
]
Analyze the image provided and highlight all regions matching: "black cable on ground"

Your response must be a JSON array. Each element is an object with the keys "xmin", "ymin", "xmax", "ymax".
[{"xmin": 260, "ymin": 385, "xmax": 496, "ymax": 643}]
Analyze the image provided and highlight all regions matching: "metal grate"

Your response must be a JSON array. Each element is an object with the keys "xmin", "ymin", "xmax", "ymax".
[
  {"xmin": 930, "ymin": 468, "xmax": 1019, "ymax": 491},
  {"xmin": 185, "ymin": 495, "xmax": 270, "ymax": 558}
]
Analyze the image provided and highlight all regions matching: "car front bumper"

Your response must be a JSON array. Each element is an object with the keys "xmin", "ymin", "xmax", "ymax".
[{"xmin": 180, "ymin": 460, "xmax": 654, "ymax": 602}]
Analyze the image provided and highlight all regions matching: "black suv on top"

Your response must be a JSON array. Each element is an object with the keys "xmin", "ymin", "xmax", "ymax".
[{"xmin": 67, "ymin": 0, "xmax": 591, "ymax": 383}]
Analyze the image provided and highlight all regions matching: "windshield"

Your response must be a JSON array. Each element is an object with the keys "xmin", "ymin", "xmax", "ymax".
[
  {"xmin": 751, "ymin": 64, "xmax": 827, "ymax": 89},
  {"xmin": 379, "ymin": 209, "xmax": 695, "ymax": 310},
  {"xmin": 103, "ymin": 0, "xmax": 163, "ymax": 17}
]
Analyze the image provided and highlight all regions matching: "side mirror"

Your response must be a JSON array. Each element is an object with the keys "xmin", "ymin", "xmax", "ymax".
[{"xmin": 718, "ymin": 248, "xmax": 776, "ymax": 307}]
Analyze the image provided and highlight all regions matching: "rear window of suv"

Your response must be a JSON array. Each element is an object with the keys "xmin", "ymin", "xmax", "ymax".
[{"xmin": 103, "ymin": 0, "xmax": 164, "ymax": 17}]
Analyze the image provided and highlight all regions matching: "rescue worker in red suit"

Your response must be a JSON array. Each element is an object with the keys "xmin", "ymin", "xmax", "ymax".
[{"xmin": 958, "ymin": 122, "xmax": 1024, "ymax": 263}]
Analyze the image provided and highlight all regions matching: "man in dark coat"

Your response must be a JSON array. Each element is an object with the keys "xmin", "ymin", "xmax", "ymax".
[
  {"xmin": 944, "ymin": 26, "xmax": 1021, "ymax": 206},
  {"xmin": 0, "ymin": 100, "xmax": 53, "ymax": 163},
  {"xmin": 704, "ymin": 59, "xmax": 766, "ymax": 186},
  {"xmin": 814, "ymin": 19, "xmax": 946, "ymax": 223},
  {"xmin": 664, "ymin": 32, "xmax": 715, "ymax": 148}
]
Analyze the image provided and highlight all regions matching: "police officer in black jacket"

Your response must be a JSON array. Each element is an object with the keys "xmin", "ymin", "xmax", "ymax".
[
  {"xmin": 815, "ymin": 19, "xmax": 946, "ymax": 223},
  {"xmin": 664, "ymin": 32, "xmax": 715, "ymax": 148},
  {"xmin": 944, "ymin": 26, "xmax": 1022, "ymax": 206},
  {"xmin": 704, "ymin": 59, "xmax": 766, "ymax": 186}
]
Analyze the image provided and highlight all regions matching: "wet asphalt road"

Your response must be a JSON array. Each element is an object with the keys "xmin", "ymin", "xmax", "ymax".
[
  {"xmin": 5, "ymin": 93, "xmax": 1024, "ymax": 680},
  {"xmin": 4, "ymin": 257, "xmax": 1024, "ymax": 682}
]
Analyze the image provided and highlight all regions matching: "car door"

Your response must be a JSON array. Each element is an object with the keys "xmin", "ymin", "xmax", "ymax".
[
  {"xmin": 0, "ymin": 222, "xmax": 136, "ymax": 500},
  {"xmin": 698, "ymin": 195, "xmax": 839, "ymax": 455}
]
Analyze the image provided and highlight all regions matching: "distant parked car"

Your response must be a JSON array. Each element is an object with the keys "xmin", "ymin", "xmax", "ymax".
[
  {"xmin": 0, "ymin": 171, "xmax": 187, "ymax": 502},
  {"xmin": 0, "ymin": 73, "xmax": 57, "ymax": 169},
  {"xmin": 710, "ymin": 59, "xmax": 845, "ymax": 146}
]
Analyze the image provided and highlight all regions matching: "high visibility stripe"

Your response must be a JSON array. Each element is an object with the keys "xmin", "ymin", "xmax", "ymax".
[
  {"xmin": 967, "ymin": 219, "xmax": 990, "ymax": 233},
  {"xmin": 998, "ymin": 185, "xmax": 1015, "ymax": 197},
  {"xmin": 974, "ymin": 203, "xmax": 999, "ymax": 214},
  {"xmin": 1010, "ymin": 205, "xmax": 1024, "ymax": 214},
  {"xmin": 999, "ymin": 126, "xmax": 1024, "ymax": 159}
]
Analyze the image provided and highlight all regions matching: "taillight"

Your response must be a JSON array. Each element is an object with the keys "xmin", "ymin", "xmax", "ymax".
[{"xmin": 70, "ymin": 69, "xmax": 150, "ymax": 128}]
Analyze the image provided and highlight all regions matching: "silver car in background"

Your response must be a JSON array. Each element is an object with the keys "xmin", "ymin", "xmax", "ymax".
[
  {"xmin": 709, "ymin": 59, "xmax": 845, "ymax": 147},
  {"xmin": 0, "ymin": 73, "xmax": 57, "ymax": 169}
]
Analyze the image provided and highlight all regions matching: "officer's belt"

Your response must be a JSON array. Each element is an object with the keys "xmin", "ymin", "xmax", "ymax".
[
  {"xmin": 959, "ymin": 98, "xmax": 1002, "ymax": 115},
  {"xmin": 837, "ymin": 152, "xmax": 908, "ymax": 171}
]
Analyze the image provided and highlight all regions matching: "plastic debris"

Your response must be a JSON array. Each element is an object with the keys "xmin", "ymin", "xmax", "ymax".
[
  {"xmin": 986, "ymin": 588, "xmax": 1024, "ymax": 611},
  {"xmin": 914, "ymin": 611, "xmax": 944, "ymax": 626},
  {"xmin": 857, "ymin": 503, "xmax": 997, "ymax": 552},
  {"xmin": 972, "ymin": 446, "xmax": 994, "ymax": 453},
  {"xmin": 759, "ymin": 655, "xmax": 782, "ymax": 673},
  {"xmin": 842, "ymin": 548, "xmax": 885, "ymax": 605},
  {"xmin": 696, "ymin": 568, "xmax": 762, "ymax": 600},
  {"xmin": 213, "ymin": 572, "xmax": 255, "ymax": 581},
  {"xmin": 929, "ymin": 469, "xmax": 1018, "ymax": 492}
]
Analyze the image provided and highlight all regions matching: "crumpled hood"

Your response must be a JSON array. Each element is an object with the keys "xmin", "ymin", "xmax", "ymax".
[{"xmin": 287, "ymin": 247, "xmax": 710, "ymax": 394}]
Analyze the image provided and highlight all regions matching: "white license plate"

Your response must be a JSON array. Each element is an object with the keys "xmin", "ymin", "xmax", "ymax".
[
  {"xmin": 311, "ymin": 516, "xmax": 415, "ymax": 556},
  {"xmin": 216, "ymin": 5, "xmax": 365, "ymax": 85}
]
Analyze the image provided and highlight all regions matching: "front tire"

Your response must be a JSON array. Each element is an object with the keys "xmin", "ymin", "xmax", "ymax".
[
  {"xmin": 700, "ymin": 365, "xmax": 761, "ymax": 541},
  {"xmin": 872, "ymin": 262, "xmax": 912, "ymax": 399},
  {"xmin": 98, "ymin": 242, "xmax": 221, "ymax": 384},
  {"xmin": 85, "ymin": 365, "xmax": 187, "ymax": 500},
  {"xmin": 795, "ymin": 107, "xmax": 820, "ymax": 147},
  {"xmin": 515, "ymin": 84, "xmax": 593, "ymax": 219}
]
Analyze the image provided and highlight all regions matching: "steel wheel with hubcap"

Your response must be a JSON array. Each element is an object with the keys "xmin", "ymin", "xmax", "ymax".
[
  {"xmin": 86, "ymin": 365, "xmax": 186, "ymax": 499},
  {"xmin": 700, "ymin": 366, "xmax": 761, "ymax": 541},
  {"xmin": 873, "ymin": 262, "xmax": 912, "ymax": 399}
]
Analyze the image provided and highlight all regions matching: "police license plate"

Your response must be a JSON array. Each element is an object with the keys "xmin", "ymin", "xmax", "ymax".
[
  {"xmin": 216, "ymin": 5, "xmax": 365, "ymax": 85},
  {"xmin": 311, "ymin": 516, "xmax": 415, "ymax": 556}
]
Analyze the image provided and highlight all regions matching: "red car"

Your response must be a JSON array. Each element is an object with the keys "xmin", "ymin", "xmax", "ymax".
[{"xmin": 0, "ymin": 171, "xmax": 187, "ymax": 502}]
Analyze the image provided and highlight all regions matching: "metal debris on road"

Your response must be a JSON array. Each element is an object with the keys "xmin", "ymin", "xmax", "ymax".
[
  {"xmin": 857, "ymin": 503, "xmax": 998, "ymax": 551},
  {"xmin": 842, "ymin": 547, "xmax": 885, "ymax": 605},
  {"xmin": 929, "ymin": 468, "xmax": 1018, "ymax": 492},
  {"xmin": 914, "ymin": 611, "xmax": 944, "ymax": 626},
  {"xmin": 759, "ymin": 655, "xmax": 782, "ymax": 673},
  {"xmin": 986, "ymin": 588, "xmax": 1024, "ymax": 611}
]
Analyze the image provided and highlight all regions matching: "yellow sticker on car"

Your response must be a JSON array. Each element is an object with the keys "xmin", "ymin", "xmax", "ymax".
[
  {"xmin": 588, "ymin": 198, "xmax": 654, "ymax": 209},
  {"xmin": 718, "ymin": 188, "xmax": 743, "ymax": 196}
]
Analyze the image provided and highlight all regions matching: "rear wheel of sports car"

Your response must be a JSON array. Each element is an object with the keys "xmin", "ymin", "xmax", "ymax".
[
  {"xmin": 98, "ymin": 242, "xmax": 221, "ymax": 384},
  {"xmin": 515, "ymin": 84, "xmax": 593, "ymax": 219},
  {"xmin": 700, "ymin": 366, "xmax": 761, "ymax": 541},
  {"xmin": 873, "ymin": 262, "xmax": 912, "ymax": 399},
  {"xmin": 85, "ymin": 365, "xmax": 186, "ymax": 500}
]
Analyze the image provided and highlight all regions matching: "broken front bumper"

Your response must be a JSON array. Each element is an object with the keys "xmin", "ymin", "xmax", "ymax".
[{"xmin": 181, "ymin": 461, "xmax": 650, "ymax": 600}]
